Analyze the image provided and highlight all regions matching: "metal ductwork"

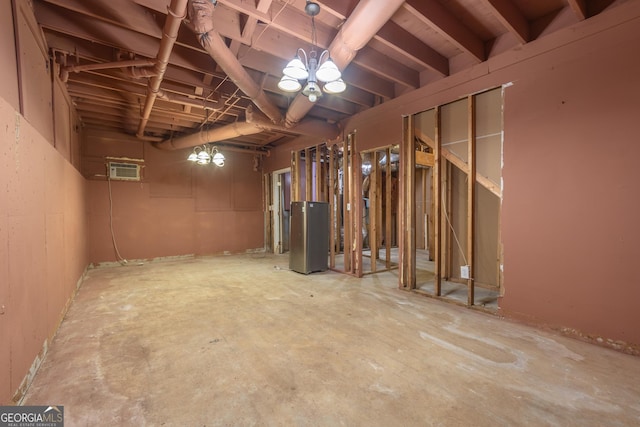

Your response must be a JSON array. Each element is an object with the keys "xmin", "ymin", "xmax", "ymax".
[
  {"xmin": 154, "ymin": 121, "xmax": 265, "ymax": 151},
  {"xmin": 284, "ymin": 0, "xmax": 405, "ymax": 127},
  {"xmin": 187, "ymin": 0, "xmax": 283, "ymax": 124},
  {"xmin": 154, "ymin": 106, "xmax": 340, "ymax": 152},
  {"xmin": 136, "ymin": 0, "xmax": 189, "ymax": 138}
]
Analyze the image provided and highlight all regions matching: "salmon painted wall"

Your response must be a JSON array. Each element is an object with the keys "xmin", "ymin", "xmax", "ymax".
[
  {"xmin": 267, "ymin": 3, "xmax": 640, "ymax": 346},
  {"xmin": 0, "ymin": 1, "xmax": 88, "ymax": 404},
  {"xmin": 83, "ymin": 140, "xmax": 264, "ymax": 264}
]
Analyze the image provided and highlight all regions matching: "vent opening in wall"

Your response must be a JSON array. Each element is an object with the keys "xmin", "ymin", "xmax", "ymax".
[{"xmin": 108, "ymin": 162, "xmax": 141, "ymax": 181}]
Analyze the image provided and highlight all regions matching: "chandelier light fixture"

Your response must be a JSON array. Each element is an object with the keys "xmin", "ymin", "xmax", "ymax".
[
  {"xmin": 277, "ymin": 1, "xmax": 346, "ymax": 102},
  {"xmin": 187, "ymin": 144, "xmax": 225, "ymax": 167}
]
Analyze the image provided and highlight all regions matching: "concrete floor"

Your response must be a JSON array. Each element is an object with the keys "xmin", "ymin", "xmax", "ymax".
[{"xmin": 24, "ymin": 254, "xmax": 640, "ymax": 426}]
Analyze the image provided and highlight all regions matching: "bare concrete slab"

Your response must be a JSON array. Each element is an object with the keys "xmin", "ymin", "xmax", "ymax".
[{"xmin": 23, "ymin": 254, "xmax": 640, "ymax": 426}]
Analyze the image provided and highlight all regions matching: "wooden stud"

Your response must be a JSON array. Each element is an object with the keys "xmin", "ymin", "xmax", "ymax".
[
  {"xmin": 291, "ymin": 150, "xmax": 300, "ymax": 202},
  {"xmin": 329, "ymin": 144, "xmax": 336, "ymax": 269},
  {"xmin": 305, "ymin": 147, "xmax": 312, "ymax": 201},
  {"xmin": 385, "ymin": 146, "xmax": 392, "ymax": 270},
  {"xmin": 400, "ymin": 116, "xmax": 416, "ymax": 289},
  {"xmin": 445, "ymin": 161, "xmax": 453, "ymax": 280},
  {"xmin": 352, "ymin": 132, "xmax": 363, "ymax": 278},
  {"xmin": 315, "ymin": 144, "xmax": 322, "ymax": 202},
  {"xmin": 370, "ymin": 151, "xmax": 379, "ymax": 273},
  {"xmin": 434, "ymin": 107, "xmax": 442, "ymax": 296},
  {"xmin": 467, "ymin": 95, "xmax": 476, "ymax": 306},
  {"xmin": 343, "ymin": 136, "xmax": 352, "ymax": 273}
]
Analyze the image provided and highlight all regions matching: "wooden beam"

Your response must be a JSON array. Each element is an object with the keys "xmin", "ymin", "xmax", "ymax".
[
  {"xmin": 416, "ymin": 151, "xmax": 434, "ymax": 167},
  {"xmin": 566, "ymin": 0, "xmax": 587, "ymax": 20},
  {"xmin": 482, "ymin": 0, "xmax": 530, "ymax": 44},
  {"xmin": 405, "ymin": 0, "xmax": 485, "ymax": 62},
  {"xmin": 376, "ymin": 21, "xmax": 449, "ymax": 76}
]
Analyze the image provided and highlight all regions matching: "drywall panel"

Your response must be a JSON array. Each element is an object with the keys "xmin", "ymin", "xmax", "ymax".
[
  {"xmin": 415, "ymin": 108, "xmax": 435, "ymax": 143},
  {"xmin": 475, "ymin": 88, "xmax": 502, "ymax": 185},
  {"xmin": 0, "ymin": 0, "xmax": 19, "ymax": 109},
  {"xmin": 474, "ymin": 184, "xmax": 499, "ymax": 286},
  {"xmin": 195, "ymin": 160, "xmax": 233, "ymax": 211},
  {"xmin": 0, "ymin": 100, "xmax": 13, "ymax": 404},
  {"xmin": 86, "ymin": 146, "xmax": 265, "ymax": 263},
  {"xmin": 146, "ymin": 146, "xmax": 193, "ymax": 198},
  {"xmin": 441, "ymin": 98, "xmax": 468, "ymax": 163},
  {"xmin": 233, "ymin": 154, "xmax": 262, "ymax": 211},
  {"xmin": 0, "ymin": 94, "xmax": 87, "ymax": 404}
]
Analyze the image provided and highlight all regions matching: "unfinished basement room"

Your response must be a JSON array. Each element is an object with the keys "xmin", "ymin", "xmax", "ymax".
[{"xmin": 1, "ymin": 0, "xmax": 640, "ymax": 425}]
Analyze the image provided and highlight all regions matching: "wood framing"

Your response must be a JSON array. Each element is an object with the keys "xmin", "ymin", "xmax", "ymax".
[
  {"xmin": 343, "ymin": 135, "xmax": 352, "ymax": 273},
  {"xmin": 291, "ymin": 150, "xmax": 300, "ymax": 202},
  {"xmin": 434, "ymin": 107, "xmax": 442, "ymax": 296},
  {"xmin": 305, "ymin": 147, "xmax": 312, "ymax": 200},
  {"xmin": 467, "ymin": 95, "xmax": 476, "ymax": 306},
  {"xmin": 329, "ymin": 144, "xmax": 337, "ymax": 269},
  {"xmin": 415, "ymin": 129, "xmax": 501, "ymax": 198},
  {"xmin": 400, "ymin": 115, "xmax": 416, "ymax": 289},
  {"xmin": 385, "ymin": 146, "xmax": 392, "ymax": 269},
  {"xmin": 416, "ymin": 151, "xmax": 434, "ymax": 167},
  {"xmin": 352, "ymin": 132, "xmax": 363, "ymax": 278}
]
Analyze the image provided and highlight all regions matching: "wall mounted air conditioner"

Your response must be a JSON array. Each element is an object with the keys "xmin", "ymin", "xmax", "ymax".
[{"xmin": 108, "ymin": 162, "xmax": 141, "ymax": 181}]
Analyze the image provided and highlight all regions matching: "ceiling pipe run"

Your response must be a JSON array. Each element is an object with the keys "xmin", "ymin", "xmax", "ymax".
[
  {"xmin": 60, "ymin": 59, "xmax": 156, "ymax": 83},
  {"xmin": 156, "ymin": 89, "xmax": 222, "ymax": 111},
  {"xmin": 154, "ymin": 121, "xmax": 265, "ymax": 150},
  {"xmin": 284, "ymin": 0, "xmax": 405, "ymax": 128},
  {"xmin": 154, "ymin": 106, "xmax": 340, "ymax": 152},
  {"xmin": 136, "ymin": 0, "xmax": 189, "ymax": 138},
  {"xmin": 186, "ymin": 0, "xmax": 283, "ymax": 124}
]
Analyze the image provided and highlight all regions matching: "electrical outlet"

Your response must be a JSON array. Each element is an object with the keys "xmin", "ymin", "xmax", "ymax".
[{"xmin": 460, "ymin": 265, "xmax": 470, "ymax": 279}]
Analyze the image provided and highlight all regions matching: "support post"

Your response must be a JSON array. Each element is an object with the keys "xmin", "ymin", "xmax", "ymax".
[{"xmin": 467, "ymin": 95, "xmax": 476, "ymax": 306}]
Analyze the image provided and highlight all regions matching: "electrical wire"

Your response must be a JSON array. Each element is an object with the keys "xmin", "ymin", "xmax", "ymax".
[
  {"xmin": 107, "ymin": 174, "xmax": 128, "ymax": 265},
  {"xmin": 441, "ymin": 182, "xmax": 468, "ymax": 266}
]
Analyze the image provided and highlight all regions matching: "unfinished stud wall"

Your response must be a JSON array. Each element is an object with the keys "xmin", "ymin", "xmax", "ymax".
[
  {"xmin": 0, "ymin": 0, "xmax": 87, "ymax": 404},
  {"xmin": 269, "ymin": 3, "xmax": 640, "ymax": 346}
]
